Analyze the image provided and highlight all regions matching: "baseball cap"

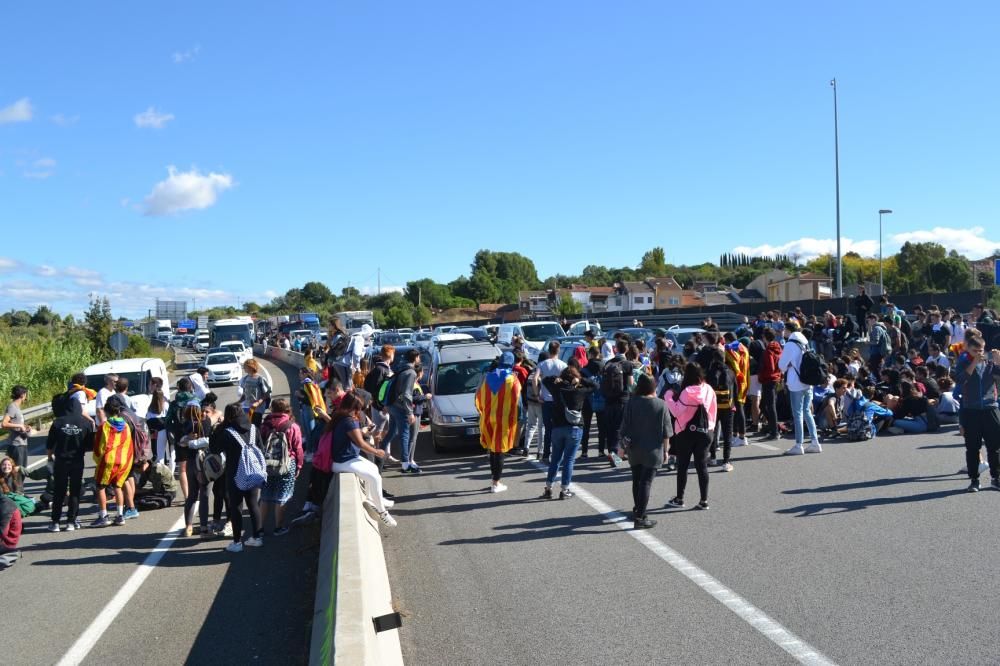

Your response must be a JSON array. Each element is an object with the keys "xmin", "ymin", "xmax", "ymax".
[{"xmin": 499, "ymin": 351, "xmax": 515, "ymax": 367}]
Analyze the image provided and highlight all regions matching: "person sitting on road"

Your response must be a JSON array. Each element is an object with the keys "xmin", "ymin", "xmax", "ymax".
[{"xmin": 0, "ymin": 456, "xmax": 25, "ymax": 496}]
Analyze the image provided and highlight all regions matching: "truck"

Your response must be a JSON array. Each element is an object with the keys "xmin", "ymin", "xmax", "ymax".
[
  {"xmin": 197, "ymin": 315, "xmax": 209, "ymax": 331},
  {"xmin": 155, "ymin": 319, "xmax": 173, "ymax": 342},
  {"xmin": 335, "ymin": 311, "xmax": 374, "ymax": 335},
  {"xmin": 211, "ymin": 318, "xmax": 254, "ymax": 350},
  {"xmin": 141, "ymin": 321, "xmax": 157, "ymax": 339}
]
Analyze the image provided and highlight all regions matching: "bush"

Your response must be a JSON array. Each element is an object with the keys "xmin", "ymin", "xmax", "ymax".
[{"xmin": 0, "ymin": 329, "xmax": 99, "ymax": 407}]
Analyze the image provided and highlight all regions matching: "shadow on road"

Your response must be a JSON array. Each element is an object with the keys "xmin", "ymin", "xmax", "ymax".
[
  {"xmin": 781, "ymin": 473, "xmax": 959, "ymax": 495},
  {"xmin": 437, "ymin": 512, "xmax": 619, "ymax": 545},
  {"xmin": 775, "ymin": 488, "xmax": 965, "ymax": 517}
]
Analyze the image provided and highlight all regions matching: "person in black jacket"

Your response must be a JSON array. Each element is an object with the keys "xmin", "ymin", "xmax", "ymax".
[
  {"xmin": 209, "ymin": 403, "xmax": 263, "ymax": 553},
  {"xmin": 46, "ymin": 399, "xmax": 94, "ymax": 531},
  {"xmin": 541, "ymin": 367, "xmax": 596, "ymax": 500},
  {"xmin": 855, "ymin": 287, "xmax": 874, "ymax": 339},
  {"xmin": 581, "ymin": 346, "xmax": 605, "ymax": 458}
]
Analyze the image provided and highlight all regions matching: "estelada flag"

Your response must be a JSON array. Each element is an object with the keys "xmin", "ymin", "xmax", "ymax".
[{"xmin": 475, "ymin": 368, "xmax": 522, "ymax": 454}]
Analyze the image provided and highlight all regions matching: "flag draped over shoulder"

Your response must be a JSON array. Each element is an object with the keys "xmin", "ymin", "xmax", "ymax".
[
  {"xmin": 475, "ymin": 368, "xmax": 522, "ymax": 453},
  {"xmin": 93, "ymin": 418, "xmax": 134, "ymax": 488},
  {"xmin": 725, "ymin": 341, "xmax": 750, "ymax": 403},
  {"xmin": 302, "ymin": 379, "xmax": 327, "ymax": 418}
]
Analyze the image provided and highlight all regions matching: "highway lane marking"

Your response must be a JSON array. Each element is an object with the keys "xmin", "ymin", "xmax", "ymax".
[
  {"xmin": 530, "ymin": 460, "xmax": 837, "ymax": 666},
  {"xmin": 56, "ymin": 514, "xmax": 187, "ymax": 666},
  {"xmin": 750, "ymin": 441, "xmax": 782, "ymax": 451}
]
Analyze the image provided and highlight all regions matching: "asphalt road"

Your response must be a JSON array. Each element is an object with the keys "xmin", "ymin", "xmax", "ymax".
[
  {"xmin": 7, "ymin": 348, "xmax": 317, "ymax": 666},
  {"xmin": 382, "ymin": 418, "xmax": 1000, "ymax": 665}
]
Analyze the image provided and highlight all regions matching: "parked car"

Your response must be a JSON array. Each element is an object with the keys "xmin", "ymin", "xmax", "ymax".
[
  {"xmin": 82, "ymin": 358, "xmax": 171, "ymax": 418},
  {"xmin": 497, "ymin": 321, "xmax": 566, "ymax": 362},
  {"xmin": 434, "ymin": 325, "xmax": 457, "ymax": 335},
  {"xmin": 542, "ymin": 338, "xmax": 589, "ymax": 365},
  {"xmin": 429, "ymin": 340, "xmax": 502, "ymax": 452},
  {"xmin": 567, "ymin": 320, "xmax": 602, "ymax": 336},
  {"xmin": 412, "ymin": 331, "xmax": 435, "ymax": 352},
  {"xmin": 219, "ymin": 340, "xmax": 252, "ymax": 365},
  {"xmin": 194, "ymin": 334, "xmax": 210, "ymax": 353},
  {"xmin": 612, "ymin": 327, "xmax": 656, "ymax": 349},
  {"xmin": 451, "ymin": 327, "xmax": 490, "ymax": 342},
  {"xmin": 663, "ymin": 326, "xmax": 707, "ymax": 352},
  {"xmin": 204, "ymin": 352, "xmax": 243, "ymax": 386}
]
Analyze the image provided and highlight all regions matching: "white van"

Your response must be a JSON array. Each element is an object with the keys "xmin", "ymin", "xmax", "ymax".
[
  {"xmin": 496, "ymin": 321, "xmax": 566, "ymax": 362},
  {"xmin": 567, "ymin": 320, "xmax": 602, "ymax": 336},
  {"xmin": 220, "ymin": 340, "xmax": 252, "ymax": 365},
  {"xmin": 82, "ymin": 358, "xmax": 171, "ymax": 418}
]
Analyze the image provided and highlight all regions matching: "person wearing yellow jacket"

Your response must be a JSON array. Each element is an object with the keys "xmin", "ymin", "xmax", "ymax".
[
  {"xmin": 475, "ymin": 352, "xmax": 522, "ymax": 494},
  {"xmin": 724, "ymin": 332, "xmax": 751, "ymax": 448}
]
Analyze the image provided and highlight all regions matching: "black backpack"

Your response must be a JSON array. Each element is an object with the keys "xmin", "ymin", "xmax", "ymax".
[
  {"xmin": 707, "ymin": 364, "xmax": 734, "ymax": 410},
  {"xmin": 51, "ymin": 391, "xmax": 72, "ymax": 417},
  {"xmin": 328, "ymin": 333, "xmax": 350, "ymax": 360},
  {"xmin": 601, "ymin": 359, "xmax": 626, "ymax": 400},
  {"xmin": 686, "ymin": 402, "xmax": 711, "ymax": 435},
  {"xmin": 364, "ymin": 362, "xmax": 391, "ymax": 409},
  {"xmin": 790, "ymin": 340, "xmax": 828, "ymax": 386}
]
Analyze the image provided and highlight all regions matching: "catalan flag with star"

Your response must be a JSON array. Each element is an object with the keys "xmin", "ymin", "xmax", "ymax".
[
  {"xmin": 475, "ymin": 365, "xmax": 522, "ymax": 454},
  {"xmin": 93, "ymin": 418, "xmax": 134, "ymax": 488}
]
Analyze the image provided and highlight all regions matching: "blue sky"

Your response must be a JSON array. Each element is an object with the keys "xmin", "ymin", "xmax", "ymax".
[{"xmin": 2, "ymin": 1, "xmax": 999, "ymax": 317}]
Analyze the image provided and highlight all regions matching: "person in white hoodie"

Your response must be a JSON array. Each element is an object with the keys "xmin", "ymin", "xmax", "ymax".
[{"xmin": 778, "ymin": 320, "xmax": 821, "ymax": 455}]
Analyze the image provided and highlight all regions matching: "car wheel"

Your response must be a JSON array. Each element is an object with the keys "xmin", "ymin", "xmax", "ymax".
[{"xmin": 432, "ymin": 432, "xmax": 444, "ymax": 454}]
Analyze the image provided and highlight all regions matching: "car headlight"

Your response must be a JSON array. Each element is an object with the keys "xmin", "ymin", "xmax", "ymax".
[{"xmin": 434, "ymin": 414, "xmax": 463, "ymax": 425}]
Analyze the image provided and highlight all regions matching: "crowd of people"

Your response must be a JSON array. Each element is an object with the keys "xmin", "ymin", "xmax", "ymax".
[{"xmin": 2, "ymin": 296, "xmax": 1000, "ymax": 562}]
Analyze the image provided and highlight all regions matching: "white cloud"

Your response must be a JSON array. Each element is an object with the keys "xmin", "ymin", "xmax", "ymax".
[
  {"xmin": 891, "ymin": 226, "xmax": 1000, "ymax": 259},
  {"xmin": 142, "ymin": 166, "xmax": 234, "ymax": 216},
  {"xmin": 172, "ymin": 45, "xmax": 200, "ymax": 64},
  {"xmin": 23, "ymin": 156, "xmax": 56, "ymax": 179},
  {"xmin": 0, "ymin": 257, "xmax": 18, "ymax": 273},
  {"xmin": 732, "ymin": 237, "xmax": 879, "ymax": 262},
  {"xmin": 134, "ymin": 107, "xmax": 175, "ymax": 129},
  {"xmin": 50, "ymin": 113, "xmax": 79, "ymax": 127},
  {"xmin": 359, "ymin": 285, "xmax": 405, "ymax": 296},
  {"xmin": 35, "ymin": 265, "xmax": 58, "ymax": 277},
  {"xmin": 0, "ymin": 97, "xmax": 32, "ymax": 124}
]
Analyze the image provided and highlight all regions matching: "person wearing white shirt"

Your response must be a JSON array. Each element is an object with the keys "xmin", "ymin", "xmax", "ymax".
[
  {"xmin": 537, "ymin": 342, "xmax": 568, "ymax": 460},
  {"xmin": 777, "ymin": 322, "xmax": 820, "ymax": 456},
  {"xmin": 600, "ymin": 337, "xmax": 615, "ymax": 362},
  {"xmin": 926, "ymin": 344, "xmax": 951, "ymax": 370},
  {"xmin": 95, "ymin": 374, "xmax": 118, "ymax": 426},
  {"xmin": 189, "ymin": 368, "xmax": 210, "ymax": 401}
]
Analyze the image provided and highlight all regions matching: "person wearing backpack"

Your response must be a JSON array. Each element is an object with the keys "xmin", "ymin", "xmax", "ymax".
[
  {"xmin": 665, "ymin": 362, "xmax": 717, "ymax": 510},
  {"xmin": 778, "ymin": 321, "xmax": 822, "ymax": 455},
  {"xmin": 603, "ymin": 338, "xmax": 634, "ymax": 468},
  {"xmin": 259, "ymin": 399, "xmax": 304, "ymax": 536},
  {"xmin": 45, "ymin": 395, "xmax": 94, "ymax": 532},
  {"xmin": 581, "ymin": 346, "xmax": 605, "ymax": 458},
  {"xmin": 867, "ymin": 314, "xmax": 892, "ymax": 375},
  {"xmin": 540, "ymin": 366, "xmax": 596, "ymax": 500},
  {"xmin": 523, "ymin": 356, "xmax": 545, "ymax": 460},
  {"xmin": 723, "ymin": 333, "xmax": 750, "ymax": 449},
  {"xmin": 180, "ymin": 402, "xmax": 214, "ymax": 537},
  {"xmin": 209, "ymin": 403, "xmax": 265, "ymax": 552},
  {"xmin": 538, "ymin": 341, "xmax": 568, "ymax": 462},
  {"xmin": 705, "ymin": 349, "xmax": 736, "ymax": 472},
  {"xmin": 385, "ymin": 349, "xmax": 422, "ymax": 473},
  {"xmin": 239, "ymin": 359, "xmax": 272, "ymax": 428},
  {"xmin": 363, "ymin": 345, "xmax": 396, "ymax": 464}
]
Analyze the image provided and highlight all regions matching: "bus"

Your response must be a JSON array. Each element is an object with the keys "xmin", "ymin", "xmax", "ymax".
[{"xmin": 211, "ymin": 318, "xmax": 254, "ymax": 348}]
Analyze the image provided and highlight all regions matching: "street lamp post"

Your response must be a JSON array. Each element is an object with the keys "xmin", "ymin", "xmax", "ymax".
[
  {"xmin": 878, "ymin": 209, "xmax": 892, "ymax": 295},
  {"xmin": 831, "ymin": 78, "xmax": 843, "ymax": 298}
]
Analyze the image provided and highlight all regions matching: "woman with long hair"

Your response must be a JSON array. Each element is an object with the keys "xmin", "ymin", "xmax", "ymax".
[
  {"xmin": 200, "ymin": 392, "xmax": 230, "ymax": 536},
  {"xmin": 665, "ymin": 363, "xmax": 717, "ymax": 510},
  {"xmin": 328, "ymin": 392, "xmax": 395, "ymax": 527},
  {"xmin": 0, "ymin": 455, "xmax": 24, "ymax": 495},
  {"xmin": 180, "ymin": 403, "xmax": 213, "ymax": 537},
  {"xmin": 209, "ymin": 403, "xmax": 264, "ymax": 552},
  {"xmin": 259, "ymin": 398, "xmax": 304, "ymax": 536},
  {"xmin": 239, "ymin": 359, "xmax": 271, "ymax": 428},
  {"xmin": 146, "ymin": 387, "xmax": 169, "ymax": 466},
  {"xmin": 540, "ymin": 366, "xmax": 597, "ymax": 500},
  {"xmin": 621, "ymin": 374, "xmax": 673, "ymax": 529}
]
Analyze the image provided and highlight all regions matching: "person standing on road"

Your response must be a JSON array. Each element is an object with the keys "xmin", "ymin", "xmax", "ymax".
[
  {"xmin": 757, "ymin": 329, "xmax": 782, "ymax": 441},
  {"xmin": 259, "ymin": 399, "xmax": 304, "ymax": 536},
  {"xmin": 91, "ymin": 399, "xmax": 134, "ymax": 527},
  {"xmin": 581, "ymin": 346, "xmax": 605, "ymax": 458},
  {"xmin": 523, "ymin": 358, "xmax": 545, "ymax": 460},
  {"xmin": 296, "ymin": 367, "xmax": 326, "ymax": 463},
  {"xmin": 387, "ymin": 349, "xmax": 421, "ymax": 474},
  {"xmin": 538, "ymin": 341, "xmax": 568, "ymax": 463},
  {"xmin": 540, "ymin": 366, "xmax": 596, "ymax": 500},
  {"xmin": 604, "ymin": 338, "xmax": 635, "ymax": 467},
  {"xmin": 210, "ymin": 403, "xmax": 264, "ymax": 552},
  {"xmin": 621, "ymin": 374, "xmax": 673, "ymax": 529},
  {"xmin": 180, "ymin": 402, "xmax": 213, "ymax": 538},
  {"xmin": 166, "ymin": 377, "xmax": 195, "ymax": 500},
  {"xmin": 239, "ymin": 359, "xmax": 272, "ymax": 428},
  {"xmin": 954, "ymin": 338, "xmax": 1000, "ymax": 492},
  {"xmin": 46, "ymin": 397, "xmax": 94, "ymax": 531},
  {"xmin": 778, "ymin": 321, "xmax": 822, "ymax": 456},
  {"xmin": 95, "ymin": 373, "xmax": 118, "ymax": 427},
  {"xmin": 146, "ymin": 387, "xmax": 170, "ymax": 469},
  {"xmin": 724, "ymin": 333, "xmax": 750, "ymax": 449},
  {"xmin": 475, "ymin": 351, "xmax": 522, "ymax": 493},
  {"xmin": 363, "ymin": 345, "xmax": 396, "ymax": 464},
  {"xmin": 665, "ymin": 363, "xmax": 716, "ymax": 510},
  {"xmin": 3, "ymin": 386, "xmax": 32, "ymax": 469},
  {"xmin": 189, "ymin": 367, "xmax": 210, "ymax": 401}
]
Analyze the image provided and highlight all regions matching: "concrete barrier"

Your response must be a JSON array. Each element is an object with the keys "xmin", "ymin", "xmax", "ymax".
[
  {"xmin": 256, "ymin": 346, "xmax": 402, "ymax": 665},
  {"xmin": 310, "ymin": 474, "xmax": 403, "ymax": 666}
]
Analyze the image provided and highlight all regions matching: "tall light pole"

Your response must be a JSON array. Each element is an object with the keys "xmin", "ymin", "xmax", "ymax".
[
  {"xmin": 831, "ymin": 78, "xmax": 843, "ymax": 298},
  {"xmin": 878, "ymin": 209, "xmax": 892, "ymax": 295}
]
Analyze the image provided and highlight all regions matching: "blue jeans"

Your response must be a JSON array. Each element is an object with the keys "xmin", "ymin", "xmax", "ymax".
[
  {"xmin": 789, "ymin": 389, "xmax": 818, "ymax": 447},
  {"xmin": 894, "ymin": 416, "xmax": 928, "ymax": 434},
  {"xmin": 547, "ymin": 426, "xmax": 582, "ymax": 489},
  {"xmin": 299, "ymin": 407, "xmax": 316, "ymax": 453},
  {"xmin": 389, "ymin": 405, "xmax": 413, "ymax": 464},
  {"xmin": 541, "ymin": 402, "xmax": 555, "ymax": 457}
]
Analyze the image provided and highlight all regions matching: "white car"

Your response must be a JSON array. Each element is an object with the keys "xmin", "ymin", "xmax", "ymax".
[
  {"xmin": 219, "ymin": 340, "xmax": 252, "ymax": 365},
  {"xmin": 204, "ymin": 352, "xmax": 243, "ymax": 386},
  {"xmin": 194, "ymin": 335, "xmax": 210, "ymax": 353}
]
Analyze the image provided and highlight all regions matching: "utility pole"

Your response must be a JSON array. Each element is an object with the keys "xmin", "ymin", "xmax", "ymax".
[
  {"xmin": 378, "ymin": 267, "xmax": 381, "ymax": 296},
  {"xmin": 831, "ymin": 78, "xmax": 843, "ymax": 298}
]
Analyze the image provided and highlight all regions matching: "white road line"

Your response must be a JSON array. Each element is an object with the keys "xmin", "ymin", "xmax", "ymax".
[
  {"xmin": 750, "ymin": 441, "xmax": 782, "ymax": 451},
  {"xmin": 531, "ymin": 460, "xmax": 837, "ymax": 666},
  {"xmin": 56, "ymin": 515, "xmax": 187, "ymax": 666}
]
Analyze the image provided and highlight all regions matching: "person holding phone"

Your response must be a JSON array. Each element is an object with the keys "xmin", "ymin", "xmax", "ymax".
[{"xmin": 954, "ymin": 335, "xmax": 1000, "ymax": 492}]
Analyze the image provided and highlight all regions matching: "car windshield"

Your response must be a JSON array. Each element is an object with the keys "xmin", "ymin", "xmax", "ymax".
[
  {"xmin": 223, "ymin": 343, "xmax": 245, "ymax": 351},
  {"xmin": 521, "ymin": 323, "xmax": 565, "ymax": 342},
  {"xmin": 454, "ymin": 329, "xmax": 489, "ymax": 341},
  {"xmin": 84, "ymin": 371, "xmax": 148, "ymax": 396},
  {"xmin": 414, "ymin": 333, "xmax": 432, "ymax": 341},
  {"xmin": 207, "ymin": 353, "xmax": 238, "ymax": 365},
  {"xmin": 435, "ymin": 359, "xmax": 492, "ymax": 396}
]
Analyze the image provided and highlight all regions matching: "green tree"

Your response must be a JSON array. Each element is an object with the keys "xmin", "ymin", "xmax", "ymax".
[
  {"xmin": 383, "ymin": 304, "xmax": 414, "ymax": 329},
  {"xmin": 929, "ymin": 256, "xmax": 972, "ymax": 292},
  {"xmin": 83, "ymin": 296, "xmax": 113, "ymax": 359},
  {"xmin": 413, "ymin": 304, "xmax": 432, "ymax": 327},
  {"xmin": 301, "ymin": 281, "xmax": 333, "ymax": 305},
  {"xmin": 8, "ymin": 310, "xmax": 31, "ymax": 327},
  {"xmin": 554, "ymin": 295, "xmax": 583, "ymax": 316},
  {"xmin": 639, "ymin": 247, "xmax": 667, "ymax": 277},
  {"xmin": 469, "ymin": 271, "xmax": 501, "ymax": 304},
  {"xmin": 580, "ymin": 265, "xmax": 612, "ymax": 287},
  {"xmin": 30, "ymin": 305, "xmax": 56, "ymax": 327},
  {"xmin": 341, "ymin": 286, "xmax": 360, "ymax": 299}
]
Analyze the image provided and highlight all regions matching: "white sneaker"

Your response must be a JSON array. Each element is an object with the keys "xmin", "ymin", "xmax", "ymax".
[
  {"xmin": 731, "ymin": 437, "xmax": 747, "ymax": 447},
  {"xmin": 805, "ymin": 442, "xmax": 822, "ymax": 454},
  {"xmin": 225, "ymin": 541, "xmax": 244, "ymax": 553},
  {"xmin": 491, "ymin": 482, "xmax": 508, "ymax": 493},
  {"xmin": 47, "ymin": 522, "xmax": 60, "ymax": 532},
  {"xmin": 979, "ymin": 462, "xmax": 990, "ymax": 475},
  {"xmin": 379, "ymin": 511, "xmax": 397, "ymax": 527},
  {"xmin": 381, "ymin": 498, "xmax": 395, "ymax": 509},
  {"xmin": 244, "ymin": 536, "xmax": 263, "ymax": 547},
  {"xmin": 784, "ymin": 446, "xmax": 804, "ymax": 456}
]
